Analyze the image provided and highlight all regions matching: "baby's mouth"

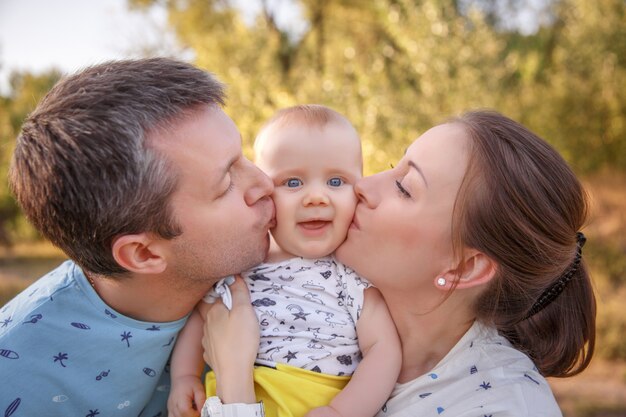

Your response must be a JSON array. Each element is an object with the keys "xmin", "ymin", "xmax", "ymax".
[{"xmin": 299, "ymin": 220, "xmax": 331, "ymax": 230}]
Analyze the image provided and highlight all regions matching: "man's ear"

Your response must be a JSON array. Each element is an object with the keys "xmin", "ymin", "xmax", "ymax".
[
  {"xmin": 437, "ymin": 250, "xmax": 497, "ymax": 290},
  {"xmin": 111, "ymin": 233, "xmax": 168, "ymax": 274}
]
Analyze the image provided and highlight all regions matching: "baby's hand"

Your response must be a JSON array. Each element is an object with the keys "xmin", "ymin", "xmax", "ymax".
[
  {"xmin": 167, "ymin": 375, "xmax": 206, "ymax": 417},
  {"xmin": 304, "ymin": 406, "xmax": 343, "ymax": 417}
]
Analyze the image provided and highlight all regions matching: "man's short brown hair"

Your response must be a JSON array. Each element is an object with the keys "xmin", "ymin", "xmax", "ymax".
[{"xmin": 10, "ymin": 58, "xmax": 226, "ymax": 275}]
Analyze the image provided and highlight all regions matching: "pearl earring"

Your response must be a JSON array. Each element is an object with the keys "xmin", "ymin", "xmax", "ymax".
[{"xmin": 436, "ymin": 277, "xmax": 447, "ymax": 286}]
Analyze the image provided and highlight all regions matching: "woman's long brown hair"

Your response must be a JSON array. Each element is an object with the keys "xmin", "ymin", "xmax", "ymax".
[{"xmin": 451, "ymin": 110, "xmax": 596, "ymax": 377}]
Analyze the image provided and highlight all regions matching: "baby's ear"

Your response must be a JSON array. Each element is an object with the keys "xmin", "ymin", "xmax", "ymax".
[{"xmin": 111, "ymin": 233, "xmax": 167, "ymax": 274}]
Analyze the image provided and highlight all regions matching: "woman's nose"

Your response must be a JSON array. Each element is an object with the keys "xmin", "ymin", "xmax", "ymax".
[{"xmin": 354, "ymin": 173, "xmax": 382, "ymax": 208}]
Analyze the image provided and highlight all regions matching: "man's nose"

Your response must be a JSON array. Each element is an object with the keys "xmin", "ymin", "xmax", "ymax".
[{"xmin": 243, "ymin": 159, "xmax": 273, "ymax": 206}]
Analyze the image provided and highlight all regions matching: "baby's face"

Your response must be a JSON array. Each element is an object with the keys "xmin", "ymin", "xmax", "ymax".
[{"xmin": 256, "ymin": 122, "xmax": 363, "ymax": 259}]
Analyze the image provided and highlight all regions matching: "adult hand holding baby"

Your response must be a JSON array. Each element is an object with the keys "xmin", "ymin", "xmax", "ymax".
[{"xmin": 202, "ymin": 275, "xmax": 260, "ymax": 405}]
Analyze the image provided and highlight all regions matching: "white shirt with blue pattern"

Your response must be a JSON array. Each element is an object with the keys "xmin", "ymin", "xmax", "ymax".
[
  {"xmin": 377, "ymin": 321, "xmax": 562, "ymax": 417},
  {"xmin": 243, "ymin": 256, "xmax": 370, "ymax": 376}
]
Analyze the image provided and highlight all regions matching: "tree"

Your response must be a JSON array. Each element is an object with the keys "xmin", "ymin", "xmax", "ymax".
[
  {"xmin": 528, "ymin": 0, "xmax": 626, "ymax": 171},
  {"xmin": 129, "ymin": 0, "xmax": 516, "ymax": 171},
  {"xmin": 128, "ymin": 0, "xmax": 626, "ymax": 174},
  {"xmin": 0, "ymin": 70, "xmax": 61, "ymax": 246}
]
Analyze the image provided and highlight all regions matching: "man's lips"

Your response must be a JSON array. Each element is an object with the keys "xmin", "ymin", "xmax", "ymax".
[
  {"xmin": 349, "ymin": 214, "xmax": 360, "ymax": 230},
  {"xmin": 265, "ymin": 201, "xmax": 276, "ymax": 228}
]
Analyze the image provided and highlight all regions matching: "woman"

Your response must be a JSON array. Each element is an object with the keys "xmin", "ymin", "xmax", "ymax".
[
  {"xmin": 334, "ymin": 109, "xmax": 595, "ymax": 416},
  {"xmin": 201, "ymin": 110, "xmax": 595, "ymax": 417}
]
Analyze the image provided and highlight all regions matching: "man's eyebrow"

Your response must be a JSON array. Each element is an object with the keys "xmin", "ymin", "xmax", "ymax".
[{"xmin": 408, "ymin": 160, "xmax": 428, "ymax": 187}]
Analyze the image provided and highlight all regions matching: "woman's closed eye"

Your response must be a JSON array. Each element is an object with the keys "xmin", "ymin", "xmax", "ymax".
[{"xmin": 395, "ymin": 180, "xmax": 411, "ymax": 198}]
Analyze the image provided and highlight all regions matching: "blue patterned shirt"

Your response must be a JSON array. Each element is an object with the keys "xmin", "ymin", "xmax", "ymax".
[{"xmin": 0, "ymin": 260, "xmax": 187, "ymax": 417}]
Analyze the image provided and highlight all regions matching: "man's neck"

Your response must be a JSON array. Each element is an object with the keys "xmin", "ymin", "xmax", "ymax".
[{"xmin": 86, "ymin": 271, "xmax": 203, "ymax": 323}]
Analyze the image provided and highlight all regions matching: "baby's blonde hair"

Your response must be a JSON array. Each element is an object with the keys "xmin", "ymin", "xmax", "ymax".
[{"xmin": 254, "ymin": 104, "xmax": 357, "ymax": 156}]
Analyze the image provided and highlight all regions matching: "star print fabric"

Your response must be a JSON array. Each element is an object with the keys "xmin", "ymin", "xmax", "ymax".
[
  {"xmin": 0, "ymin": 260, "xmax": 185, "ymax": 417},
  {"xmin": 242, "ymin": 256, "xmax": 370, "ymax": 376},
  {"xmin": 377, "ymin": 322, "xmax": 563, "ymax": 417}
]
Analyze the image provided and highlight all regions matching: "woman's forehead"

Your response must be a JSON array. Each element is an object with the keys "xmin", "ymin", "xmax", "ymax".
[
  {"xmin": 403, "ymin": 124, "xmax": 470, "ymax": 184},
  {"xmin": 407, "ymin": 123, "xmax": 467, "ymax": 155}
]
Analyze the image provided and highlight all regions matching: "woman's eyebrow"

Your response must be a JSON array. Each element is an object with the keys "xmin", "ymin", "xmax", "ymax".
[{"xmin": 408, "ymin": 160, "xmax": 428, "ymax": 187}]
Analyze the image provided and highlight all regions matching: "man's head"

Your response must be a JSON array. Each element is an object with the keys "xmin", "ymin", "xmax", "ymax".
[
  {"xmin": 10, "ymin": 58, "xmax": 274, "ymax": 280},
  {"xmin": 254, "ymin": 105, "xmax": 362, "ymax": 259}
]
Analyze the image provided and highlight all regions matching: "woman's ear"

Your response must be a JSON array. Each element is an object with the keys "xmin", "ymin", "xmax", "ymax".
[
  {"xmin": 436, "ymin": 250, "xmax": 496, "ymax": 290},
  {"xmin": 111, "ymin": 233, "xmax": 167, "ymax": 275}
]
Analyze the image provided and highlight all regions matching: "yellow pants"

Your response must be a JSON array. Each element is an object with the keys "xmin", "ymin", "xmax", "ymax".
[{"xmin": 205, "ymin": 363, "xmax": 351, "ymax": 417}]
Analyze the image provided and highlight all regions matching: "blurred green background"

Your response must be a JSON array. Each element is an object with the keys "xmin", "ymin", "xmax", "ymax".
[{"xmin": 1, "ymin": 0, "xmax": 625, "ymax": 415}]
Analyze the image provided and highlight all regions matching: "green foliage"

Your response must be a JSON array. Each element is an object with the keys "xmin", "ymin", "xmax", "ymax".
[
  {"xmin": 128, "ymin": 0, "xmax": 626, "ymax": 175},
  {"xmin": 522, "ymin": 0, "xmax": 626, "ymax": 172},
  {"xmin": 0, "ymin": 70, "xmax": 61, "ymax": 245}
]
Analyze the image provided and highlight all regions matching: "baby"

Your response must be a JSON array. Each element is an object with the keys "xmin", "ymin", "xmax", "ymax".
[{"xmin": 169, "ymin": 105, "xmax": 401, "ymax": 417}]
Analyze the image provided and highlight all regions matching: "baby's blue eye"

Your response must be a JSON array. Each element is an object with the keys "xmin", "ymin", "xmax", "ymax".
[
  {"xmin": 286, "ymin": 178, "xmax": 303, "ymax": 188},
  {"xmin": 327, "ymin": 177, "xmax": 343, "ymax": 187}
]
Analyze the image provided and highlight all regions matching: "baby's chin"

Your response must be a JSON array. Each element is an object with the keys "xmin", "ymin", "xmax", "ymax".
[
  {"xmin": 284, "ymin": 246, "xmax": 338, "ymax": 261},
  {"xmin": 296, "ymin": 240, "xmax": 344, "ymax": 260}
]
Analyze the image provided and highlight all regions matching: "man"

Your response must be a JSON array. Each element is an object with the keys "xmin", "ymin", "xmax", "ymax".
[{"xmin": 0, "ymin": 58, "xmax": 273, "ymax": 416}]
